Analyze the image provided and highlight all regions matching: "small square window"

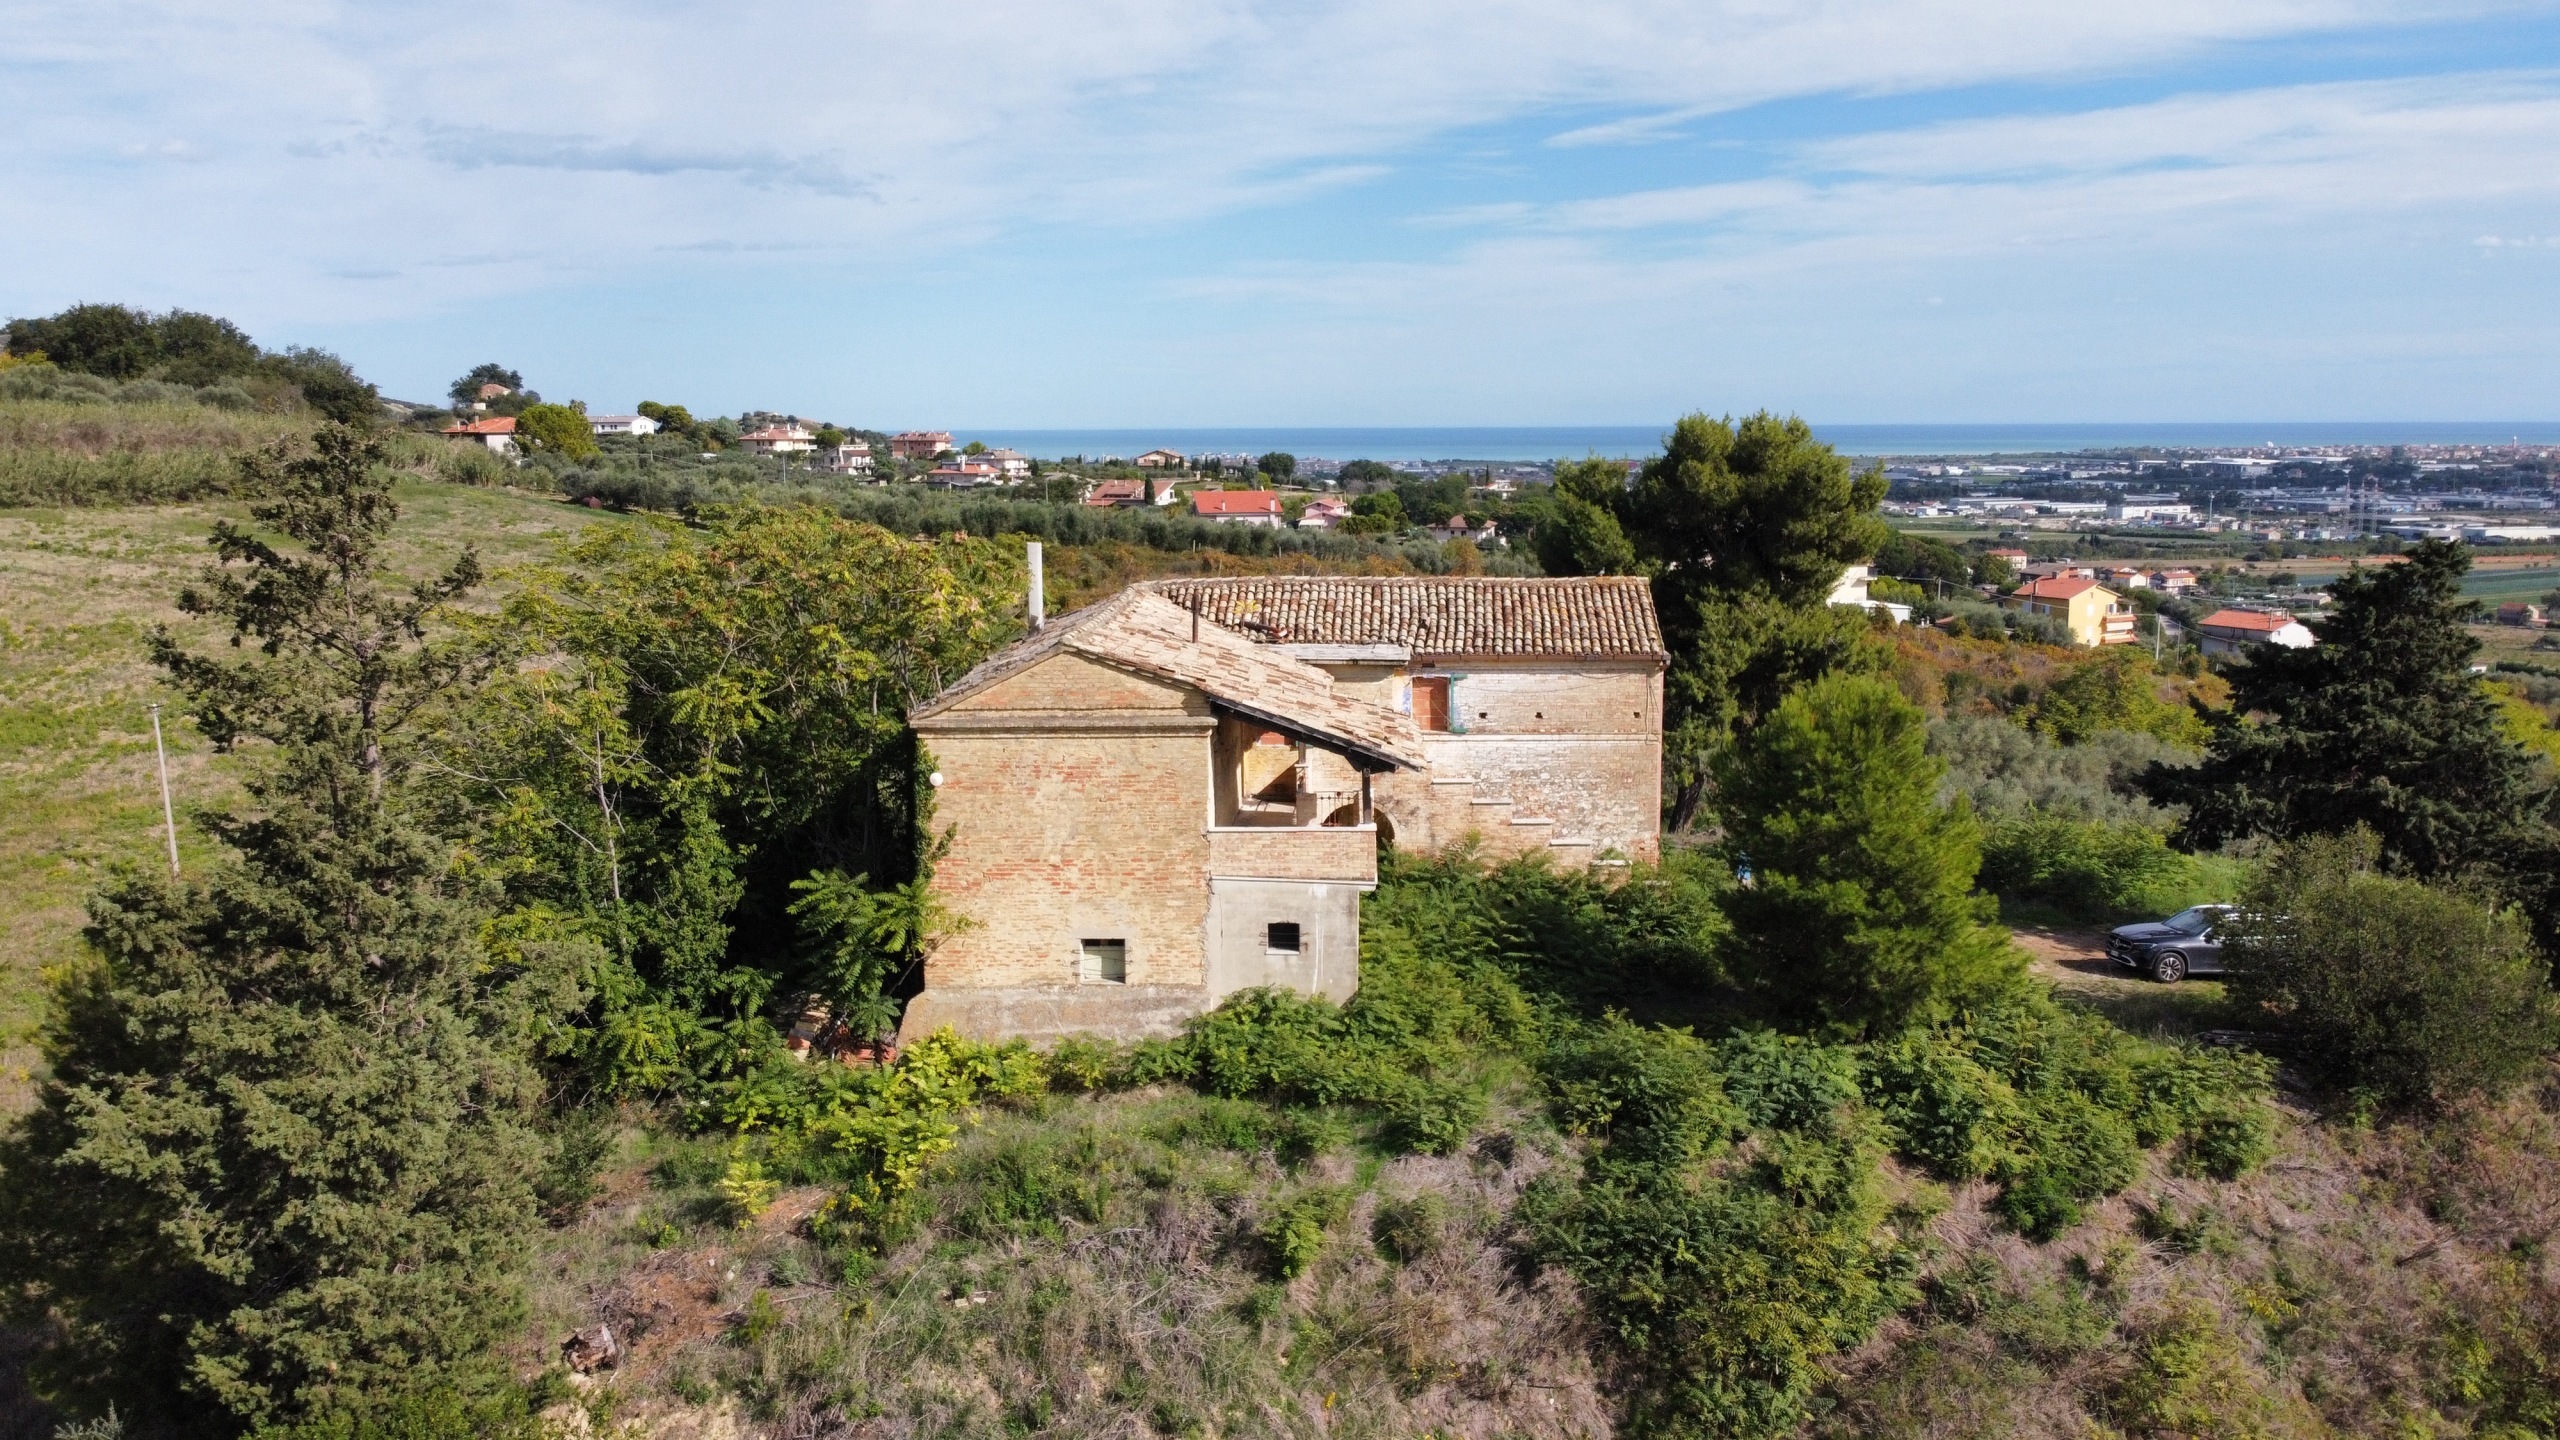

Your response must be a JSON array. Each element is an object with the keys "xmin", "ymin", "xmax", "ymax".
[
  {"xmin": 1266, "ymin": 922, "xmax": 1301, "ymax": 954},
  {"xmin": 1079, "ymin": 939, "xmax": 1127, "ymax": 984}
]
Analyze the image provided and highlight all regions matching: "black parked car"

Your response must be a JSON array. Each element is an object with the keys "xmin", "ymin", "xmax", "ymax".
[{"xmin": 2107, "ymin": 904, "xmax": 2235, "ymax": 983}]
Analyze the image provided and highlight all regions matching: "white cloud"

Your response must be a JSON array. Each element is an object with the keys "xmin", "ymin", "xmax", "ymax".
[{"xmin": 0, "ymin": 0, "xmax": 2524, "ymax": 325}]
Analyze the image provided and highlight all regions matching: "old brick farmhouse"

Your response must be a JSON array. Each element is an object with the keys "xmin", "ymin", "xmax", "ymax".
[{"xmin": 901, "ymin": 576, "xmax": 1667, "ymax": 1043}]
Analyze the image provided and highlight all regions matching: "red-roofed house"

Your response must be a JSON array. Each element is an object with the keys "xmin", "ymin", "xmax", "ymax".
[
  {"xmin": 1193, "ymin": 490, "xmax": 1285, "ymax": 527},
  {"xmin": 440, "ymin": 415, "xmax": 517, "ymax": 453},
  {"xmin": 2194, "ymin": 608, "xmax": 2314, "ymax": 656},
  {"xmin": 2006, "ymin": 576, "xmax": 2136, "ymax": 647},
  {"xmin": 1085, "ymin": 478, "xmax": 1164, "ymax": 508},
  {"xmin": 901, "ymin": 576, "xmax": 1668, "ymax": 1043},
  {"xmin": 741, "ymin": 424, "xmax": 816, "ymax": 456}
]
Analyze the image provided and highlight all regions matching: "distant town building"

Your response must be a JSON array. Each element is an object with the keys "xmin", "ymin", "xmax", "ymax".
[
  {"xmin": 2006, "ymin": 577, "xmax": 2137, "ymax": 647},
  {"xmin": 927, "ymin": 461, "xmax": 1004, "ymax": 488},
  {"xmin": 1135, "ymin": 449, "xmax": 1187, "ymax": 468},
  {"xmin": 1827, "ymin": 564, "xmax": 1911, "ymax": 624},
  {"xmin": 439, "ymin": 416, "xmax": 517, "ymax": 453},
  {"xmin": 1192, "ymin": 490, "xmax": 1285, "ymax": 527},
  {"xmin": 2109, "ymin": 498, "xmax": 2194, "ymax": 523},
  {"xmin": 588, "ymin": 414, "xmax": 661, "ymax": 437},
  {"xmin": 822, "ymin": 441, "xmax": 873, "ymax": 476},
  {"xmin": 982, "ymin": 448, "xmax": 1033, "ymax": 479},
  {"xmin": 741, "ymin": 424, "xmax": 817, "ymax": 457},
  {"xmin": 2194, "ymin": 608, "xmax": 2315, "ymax": 655},
  {"xmin": 1295, "ymin": 497, "xmax": 1350, "ymax": 530},
  {"xmin": 891, "ymin": 430, "xmax": 956, "ymax": 460},
  {"xmin": 1085, "ymin": 478, "xmax": 1153, "ymax": 508},
  {"xmin": 2152, "ymin": 568, "xmax": 2202, "ymax": 594},
  {"xmin": 2497, "ymin": 601, "xmax": 2547, "ymax": 627},
  {"xmin": 1424, "ymin": 515, "xmax": 1503, "ymax": 547}
]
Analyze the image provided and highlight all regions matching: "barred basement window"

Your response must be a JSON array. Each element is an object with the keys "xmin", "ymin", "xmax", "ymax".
[
  {"xmin": 1266, "ymin": 922, "xmax": 1301, "ymax": 954},
  {"xmin": 1080, "ymin": 938, "xmax": 1127, "ymax": 984}
]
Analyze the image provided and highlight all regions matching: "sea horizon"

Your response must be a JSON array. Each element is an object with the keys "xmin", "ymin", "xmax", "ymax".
[{"xmin": 957, "ymin": 422, "xmax": 2560, "ymax": 463}]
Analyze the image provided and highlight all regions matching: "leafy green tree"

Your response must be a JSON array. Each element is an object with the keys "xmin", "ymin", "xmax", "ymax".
[
  {"xmin": 0, "ymin": 426, "xmax": 574, "ymax": 1432},
  {"xmin": 1875, "ymin": 530, "xmax": 1970, "ymax": 588},
  {"xmin": 2024, "ymin": 650, "xmax": 2207, "ymax": 748},
  {"xmin": 1543, "ymin": 413, "xmax": 1892, "ymax": 828},
  {"xmin": 4, "ymin": 302, "xmax": 161, "ymax": 378},
  {"xmin": 1534, "ymin": 455, "xmax": 1638, "ymax": 576},
  {"xmin": 261, "ymin": 347, "xmax": 380, "ymax": 425},
  {"xmin": 512, "ymin": 401, "xmax": 599, "ymax": 459},
  {"xmin": 154, "ymin": 311, "xmax": 263, "ymax": 385},
  {"xmin": 2148, "ymin": 540, "xmax": 2540, "ymax": 878},
  {"xmin": 447, "ymin": 363, "xmax": 522, "ymax": 407},
  {"xmin": 963, "ymin": 439, "xmax": 988, "ymax": 455},
  {"xmin": 636, "ymin": 400, "xmax": 696, "ymax": 442},
  {"xmin": 814, "ymin": 424, "xmax": 847, "ymax": 449},
  {"xmin": 2224, "ymin": 831, "xmax": 2556, "ymax": 1108},
  {"xmin": 1337, "ymin": 458, "xmax": 1396, "ymax": 489},
  {"xmin": 439, "ymin": 508, "xmax": 1020, "ymax": 1045},
  {"xmin": 1715, "ymin": 673, "xmax": 2022, "ymax": 1034},
  {"xmin": 787, "ymin": 870, "xmax": 966, "ymax": 1040},
  {"xmin": 1257, "ymin": 451, "xmax": 1297, "ymax": 480}
]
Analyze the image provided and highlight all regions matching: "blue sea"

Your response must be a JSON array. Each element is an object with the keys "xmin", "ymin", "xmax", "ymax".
[{"xmin": 961, "ymin": 422, "xmax": 2560, "ymax": 464}]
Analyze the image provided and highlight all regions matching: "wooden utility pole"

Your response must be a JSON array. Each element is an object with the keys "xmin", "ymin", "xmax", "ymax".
[{"xmin": 148, "ymin": 703, "xmax": 179, "ymax": 876}]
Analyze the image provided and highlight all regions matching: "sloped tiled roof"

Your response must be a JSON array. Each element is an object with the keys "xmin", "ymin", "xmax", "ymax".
[
  {"xmin": 1139, "ymin": 576, "xmax": 1666, "ymax": 662},
  {"xmin": 1192, "ymin": 490, "xmax": 1283, "ymax": 517},
  {"xmin": 442, "ymin": 416, "xmax": 516, "ymax": 435},
  {"xmin": 912, "ymin": 590, "xmax": 1425, "ymax": 770},
  {"xmin": 2012, "ymin": 577, "xmax": 2108, "ymax": 601}
]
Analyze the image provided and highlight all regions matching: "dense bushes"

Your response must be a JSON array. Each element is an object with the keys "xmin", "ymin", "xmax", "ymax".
[
  {"xmin": 1976, "ymin": 813, "xmax": 2245, "ymax": 924},
  {"xmin": 2225, "ymin": 832, "xmax": 2558, "ymax": 1108}
]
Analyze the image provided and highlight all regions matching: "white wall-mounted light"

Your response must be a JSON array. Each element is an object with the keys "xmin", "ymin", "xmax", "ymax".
[{"xmin": 928, "ymin": 771, "xmax": 945, "ymax": 787}]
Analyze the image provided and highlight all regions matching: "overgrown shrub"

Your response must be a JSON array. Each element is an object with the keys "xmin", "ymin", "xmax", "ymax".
[
  {"xmin": 1977, "ymin": 812, "xmax": 2245, "ymax": 924},
  {"xmin": 2225, "ymin": 832, "xmax": 2558, "ymax": 1108}
]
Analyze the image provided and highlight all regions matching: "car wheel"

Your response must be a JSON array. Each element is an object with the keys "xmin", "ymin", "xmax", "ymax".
[{"xmin": 2149, "ymin": 950, "xmax": 2187, "ymax": 984}]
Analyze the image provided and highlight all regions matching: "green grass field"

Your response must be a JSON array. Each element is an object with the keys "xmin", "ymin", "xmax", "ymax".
[{"xmin": 0, "ymin": 481, "xmax": 624, "ymax": 1109}]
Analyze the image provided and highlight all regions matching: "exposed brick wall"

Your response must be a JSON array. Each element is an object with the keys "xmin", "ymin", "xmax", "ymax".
[{"xmin": 918, "ymin": 719, "xmax": 1213, "ymax": 993}]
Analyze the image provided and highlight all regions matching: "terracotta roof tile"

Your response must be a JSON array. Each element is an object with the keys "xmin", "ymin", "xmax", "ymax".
[
  {"xmin": 2197, "ymin": 608, "xmax": 2292, "ymax": 631},
  {"xmin": 913, "ymin": 591, "xmax": 1426, "ymax": 770},
  {"xmin": 1139, "ymin": 576, "xmax": 1666, "ymax": 662}
]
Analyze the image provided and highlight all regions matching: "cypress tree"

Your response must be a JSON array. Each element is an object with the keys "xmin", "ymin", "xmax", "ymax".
[
  {"xmin": 0, "ymin": 427, "xmax": 578, "ymax": 1432},
  {"xmin": 2149, "ymin": 540, "xmax": 2540, "ymax": 878},
  {"xmin": 1715, "ymin": 673, "xmax": 2022, "ymax": 1034}
]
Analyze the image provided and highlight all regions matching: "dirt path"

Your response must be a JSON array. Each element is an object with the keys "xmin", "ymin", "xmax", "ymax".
[{"xmin": 2011, "ymin": 923, "xmax": 2236, "ymax": 1041}]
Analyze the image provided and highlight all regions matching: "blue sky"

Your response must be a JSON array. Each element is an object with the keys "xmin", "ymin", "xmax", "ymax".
[{"xmin": 6, "ymin": 1, "xmax": 2559, "ymax": 426}]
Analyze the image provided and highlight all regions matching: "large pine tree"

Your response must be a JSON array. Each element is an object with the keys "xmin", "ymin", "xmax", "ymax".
[
  {"xmin": 0, "ymin": 428, "xmax": 577, "ymax": 1432},
  {"xmin": 2149, "ymin": 540, "xmax": 2541, "ymax": 877},
  {"xmin": 1715, "ymin": 673, "xmax": 2022, "ymax": 1034}
]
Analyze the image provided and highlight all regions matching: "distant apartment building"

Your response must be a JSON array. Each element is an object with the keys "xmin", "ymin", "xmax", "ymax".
[
  {"xmin": 983, "ymin": 448, "xmax": 1033, "ymax": 479},
  {"xmin": 823, "ymin": 441, "xmax": 874, "ymax": 476},
  {"xmin": 927, "ymin": 460, "xmax": 1004, "ymax": 488},
  {"xmin": 2006, "ymin": 577, "xmax": 2137, "ymax": 647},
  {"xmin": 741, "ymin": 424, "xmax": 816, "ymax": 457},
  {"xmin": 890, "ymin": 431, "xmax": 955, "ymax": 460},
  {"xmin": 1193, "ymin": 490, "xmax": 1285, "ymax": 527}
]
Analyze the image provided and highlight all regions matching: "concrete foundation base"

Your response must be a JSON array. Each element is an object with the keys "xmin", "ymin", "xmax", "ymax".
[{"xmin": 898, "ymin": 984, "xmax": 1214, "ymax": 1046}]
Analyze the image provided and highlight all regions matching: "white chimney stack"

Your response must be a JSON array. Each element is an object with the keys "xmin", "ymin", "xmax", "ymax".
[{"xmin": 1027, "ymin": 541, "xmax": 1045, "ymax": 632}]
